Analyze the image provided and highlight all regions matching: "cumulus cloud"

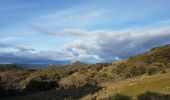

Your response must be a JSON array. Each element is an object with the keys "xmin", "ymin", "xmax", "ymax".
[{"xmin": 58, "ymin": 27, "xmax": 170, "ymax": 63}]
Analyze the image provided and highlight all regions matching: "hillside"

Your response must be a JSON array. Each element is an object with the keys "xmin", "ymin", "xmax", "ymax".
[
  {"xmin": 128, "ymin": 44, "xmax": 170, "ymax": 65},
  {"xmin": 82, "ymin": 70, "xmax": 170, "ymax": 100},
  {"xmin": 0, "ymin": 64, "xmax": 24, "ymax": 71},
  {"xmin": 0, "ymin": 44, "xmax": 170, "ymax": 100}
]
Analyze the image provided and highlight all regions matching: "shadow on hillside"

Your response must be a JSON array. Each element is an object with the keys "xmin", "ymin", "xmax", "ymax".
[
  {"xmin": 22, "ymin": 80, "xmax": 102, "ymax": 99},
  {"xmin": 137, "ymin": 91, "xmax": 170, "ymax": 100},
  {"xmin": 0, "ymin": 80, "xmax": 59, "ymax": 98},
  {"xmin": 17, "ymin": 85, "xmax": 102, "ymax": 100},
  {"xmin": 0, "ymin": 80, "xmax": 102, "ymax": 100},
  {"xmin": 109, "ymin": 91, "xmax": 170, "ymax": 100},
  {"xmin": 0, "ymin": 87, "xmax": 20, "ymax": 98},
  {"xmin": 47, "ymin": 84, "xmax": 102, "ymax": 99},
  {"xmin": 24, "ymin": 80, "xmax": 59, "ymax": 93}
]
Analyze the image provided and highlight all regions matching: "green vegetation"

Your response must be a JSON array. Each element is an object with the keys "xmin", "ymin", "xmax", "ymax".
[{"xmin": 0, "ymin": 44, "xmax": 170, "ymax": 100}]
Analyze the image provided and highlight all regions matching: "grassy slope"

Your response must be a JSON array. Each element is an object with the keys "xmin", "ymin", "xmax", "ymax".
[
  {"xmin": 128, "ymin": 44, "xmax": 170, "ymax": 64},
  {"xmin": 120, "ymin": 72, "xmax": 170, "ymax": 97},
  {"xmin": 82, "ymin": 69, "xmax": 170, "ymax": 100}
]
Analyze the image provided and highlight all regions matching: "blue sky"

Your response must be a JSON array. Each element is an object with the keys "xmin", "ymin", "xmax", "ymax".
[{"xmin": 1, "ymin": 0, "xmax": 170, "ymax": 64}]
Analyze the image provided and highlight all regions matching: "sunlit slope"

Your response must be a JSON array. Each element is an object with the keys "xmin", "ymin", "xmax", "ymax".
[{"xmin": 82, "ymin": 70, "xmax": 170, "ymax": 100}]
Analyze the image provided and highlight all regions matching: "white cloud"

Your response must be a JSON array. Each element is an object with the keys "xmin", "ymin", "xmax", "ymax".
[
  {"xmin": 56, "ymin": 27, "xmax": 170, "ymax": 63},
  {"xmin": 1, "ymin": 26, "xmax": 170, "ymax": 64},
  {"xmin": 0, "ymin": 43, "xmax": 35, "ymax": 52}
]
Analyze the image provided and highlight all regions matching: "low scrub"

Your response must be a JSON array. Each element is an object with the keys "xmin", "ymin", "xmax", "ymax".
[
  {"xmin": 137, "ymin": 91, "xmax": 170, "ymax": 100},
  {"xmin": 0, "ymin": 72, "xmax": 21, "ymax": 97},
  {"xmin": 25, "ymin": 80, "xmax": 59, "ymax": 92},
  {"xmin": 109, "ymin": 94, "xmax": 131, "ymax": 100}
]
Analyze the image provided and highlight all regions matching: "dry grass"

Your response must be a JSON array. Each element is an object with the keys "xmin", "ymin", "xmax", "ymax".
[{"xmin": 81, "ymin": 71, "xmax": 170, "ymax": 100}]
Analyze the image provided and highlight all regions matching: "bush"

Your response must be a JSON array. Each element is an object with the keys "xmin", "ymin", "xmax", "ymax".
[
  {"xmin": 31, "ymin": 71, "xmax": 60, "ymax": 81},
  {"xmin": 59, "ymin": 75, "xmax": 92, "ymax": 89},
  {"xmin": 150, "ymin": 62, "xmax": 165, "ymax": 68},
  {"xmin": 128, "ymin": 66, "xmax": 139, "ymax": 76},
  {"xmin": 147, "ymin": 67, "xmax": 157, "ymax": 75},
  {"xmin": 137, "ymin": 91, "xmax": 170, "ymax": 100},
  {"xmin": 167, "ymin": 63, "xmax": 170, "ymax": 68},
  {"xmin": 110, "ymin": 94, "xmax": 131, "ymax": 100},
  {"xmin": 115, "ymin": 64, "xmax": 127, "ymax": 74},
  {"xmin": 59, "ymin": 77, "xmax": 74, "ymax": 89},
  {"xmin": 124, "ymin": 66, "xmax": 147, "ymax": 78},
  {"xmin": 78, "ymin": 67, "xmax": 89, "ymax": 74},
  {"xmin": 0, "ymin": 72, "xmax": 21, "ymax": 97},
  {"xmin": 68, "ymin": 67, "xmax": 79, "ymax": 75},
  {"xmin": 25, "ymin": 80, "xmax": 59, "ymax": 92}
]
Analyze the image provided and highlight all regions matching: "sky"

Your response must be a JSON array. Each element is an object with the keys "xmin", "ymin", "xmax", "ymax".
[{"xmin": 1, "ymin": 0, "xmax": 170, "ymax": 64}]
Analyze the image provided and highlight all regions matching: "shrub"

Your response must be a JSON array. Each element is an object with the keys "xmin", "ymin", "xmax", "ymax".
[
  {"xmin": 94, "ymin": 72, "xmax": 111, "ymax": 82},
  {"xmin": 137, "ymin": 91, "xmax": 170, "ymax": 100},
  {"xmin": 146, "ymin": 62, "xmax": 167, "ymax": 75},
  {"xmin": 31, "ymin": 71, "xmax": 60, "ymax": 81},
  {"xmin": 147, "ymin": 67, "xmax": 157, "ymax": 75},
  {"xmin": 59, "ymin": 75, "xmax": 92, "ymax": 89},
  {"xmin": 68, "ymin": 67, "xmax": 78, "ymax": 75},
  {"xmin": 59, "ymin": 67, "xmax": 79, "ymax": 77},
  {"xmin": 78, "ymin": 67, "xmax": 89, "ymax": 74},
  {"xmin": 90, "ymin": 63, "xmax": 111, "ymax": 72},
  {"xmin": 115, "ymin": 64, "xmax": 127, "ymax": 74},
  {"xmin": 167, "ymin": 63, "xmax": 170, "ymax": 68},
  {"xmin": 0, "ymin": 64, "xmax": 22, "ymax": 72},
  {"xmin": 72, "ymin": 76, "xmax": 87, "ymax": 88},
  {"xmin": 91, "ymin": 65, "xmax": 102, "ymax": 72},
  {"xmin": 128, "ymin": 66, "xmax": 139, "ymax": 76},
  {"xmin": 109, "ymin": 94, "xmax": 131, "ymax": 100},
  {"xmin": 25, "ymin": 80, "xmax": 59, "ymax": 92},
  {"xmin": 124, "ymin": 66, "xmax": 147, "ymax": 78},
  {"xmin": 150, "ymin": 62, "xmax": 165, "ymax": 67},
  {"xmin": 59, "ymin": 77, "xmax": 74, "ymax": 89},
  {"xmin": 160, "ymin": 69, "xmax": 166, "ymax": 74},
  {"xmin": 0, "ymin": 72, "xmax": 21, "ymax": 97},
  {"xmin": 138, "ymin": 66, "xmax": 147, "ymax": 74},
  {"xmin": 124, "ymin": 72, "xmax": 132, "ymax": 78}
]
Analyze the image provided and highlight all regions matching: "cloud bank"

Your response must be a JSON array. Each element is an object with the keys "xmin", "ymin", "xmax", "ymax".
[
  {"xmin": 58, "ymin": 27, "xmax": 170, "ymax": 63},
  {"xmin": 0, "ymin": 43, "xmax": 35, "ymax": 52},
  {"xmin": 1, "ymin": 26, "xmax": 170, "ymax": 64}
]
